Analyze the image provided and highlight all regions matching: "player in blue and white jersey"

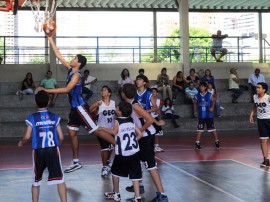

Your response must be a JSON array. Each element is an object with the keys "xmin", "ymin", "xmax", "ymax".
[
  {"xmin": 37, "ymin": 35, "xmax": 115, "ymax": 173},
  {"xmin": 193, "ymin": 82, "xmax": 220, "ymax": 150},
  {"xmin": 18, "ymin": 90, "xmax": 67, "ymax": 202}
]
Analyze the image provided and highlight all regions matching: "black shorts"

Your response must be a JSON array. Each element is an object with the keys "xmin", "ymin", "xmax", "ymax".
[
  {"xmin": 32, "ymin": 146, "xmax": 64, "ymax": 186},
  {"xmin": 67, "ymin": 104, "xmax": 98, "ymax": 133},
  {"xmin": 111, "ymin": 153, "xmax": 142, "ymax": 180},
  {"xmin": 257, "ymin": 119, "xmax": 270, "ymax": 139},
  {"xmin": 197, "ymin": 118, "xmax": 216, "ymax": 132},
  {"xmin": 153, "ymin": 117, "xmax": 163, "ymax": 135},
  {"xmin": 139, "ymin": 135, "xmax": 156, "ymax": 170},
  {"xmin": 97, "ymin": 136, "xmax": 114, "ymax": 151}
]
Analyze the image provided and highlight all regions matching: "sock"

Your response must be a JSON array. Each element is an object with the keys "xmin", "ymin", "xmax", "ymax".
[
  {"xmin": 73, "ymin": 159, "xmax": 79, "ymax": 163},
  {"xmin": 155, "ymin": 144, "xmax": 159, "ymax": 147},
  {"xmin": 195, "ymin": 141, "xmax": 200, "ymax": 144},
  {"xmin": 161, "ymin": 192, "xmax": 167, "ymax": 196},
  {"xmin": 215, "ymin": 140, "xmax": 219, "ymax": 142}
]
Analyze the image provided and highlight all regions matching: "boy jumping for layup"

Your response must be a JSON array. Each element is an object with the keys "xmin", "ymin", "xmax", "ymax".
[
  {"xmin": 250, "ymin": 82, "xmax": 270, "ymax": 167},
  {"xmin": 37, "ymin": 35, "xmax": 115, "ymax": 173},
  {"xmin": 18, "ymin": 90, "xmax": 67, "ymax": 202}
]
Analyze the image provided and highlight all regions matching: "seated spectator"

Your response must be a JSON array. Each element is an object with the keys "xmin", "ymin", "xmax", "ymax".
[
  {"xmin": 248, "ymin": 68, "xmax": 265, "ymax": 102},
  {"xmin": 201, "ymin": 69, "xmax": 215, "ymax": 85},
  {"xmin": 162, "ymin": 98, "xmax": 180, "ymax": 128},
  {"xmin": 157, "ymin": 67, "xmax": 172, "ymax": 100},
  {"xmin": 0, "ymin": 56, "xmax": 3, "ymax": 64},
  {"xmin": 196, "ymin": 69, "xmax": 204, "ymax": 80},
  {"xmin": 207, "ymin": 83, "xmax": 224, "ymax": 118},
  {"xmin": 16, "ymin": 72, "xmax": 36, "ymax": 100},
  {"xmin": 211, "ymin": 30, "xmax": 228, "ymax": 62},
  {"xmin": 229, "ymin": 68, "xmax": 244, "ymax": 103},
  {"xmin": 186, "ymin": 68, "xmax": 200, "ymax": 88},
  {"xmin": 82, "ymin": 69, "xmax": 97, "ymax": 101},
  {"xmin": 172, "ymin": 71, "xmax": 187, "ymax": 102},
  {"xmin": 185, "ymin": 82, "xmax": 198, "ymax": 104},
  {"xmin": 39, "ymin": 70, "xmax": 58, "ymax": 107},
  {"xmin": 117, "ymin": 68, "xmax": 134, "ymax": 99}
]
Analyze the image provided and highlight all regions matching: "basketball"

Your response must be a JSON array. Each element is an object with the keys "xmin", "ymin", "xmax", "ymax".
[{"xmin": 43, "ymin": 20, "xmax": 56, "ymax": 37}]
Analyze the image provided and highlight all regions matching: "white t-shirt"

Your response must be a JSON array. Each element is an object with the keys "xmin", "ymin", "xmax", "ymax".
[
  {"xmin": 97, "ymin": 100, "xmax": 116, "ymax": 128},
  {"xmin": 151, "ymin": 99, "xmax": 160, "ymax": 118},
  {"xmin": 229, "ymin": 74, "xmax": 239, "ymax": 89},
  {"xmin": 84, "ymin": 75, "xmax": 96, "ymax": 90},
  {"xmin": 254, "ymin": 94, "xmax": 270, "ymax": 119},
  {"xmin": 162, "ymin": 105, "xmax": 174, "ymax": 114}
]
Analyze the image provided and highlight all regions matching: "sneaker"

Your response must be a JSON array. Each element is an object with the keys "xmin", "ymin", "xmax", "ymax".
[
  {"xmin": 260, "ymin": 159, "xmax": 270, "ymax": 167},
  {"xmin": 195, "ymin": 142, "xmax": 202, "ymax": 150},
  {"xmin": 107, "ymin": 159, "xmax": 112, "ymax": 168},
  {"xmin": 16, "ymin": 90, "xmax": 23, "ymax": 100},
  {"xmin": 104, "ymin": 192, "xmax": 121, "ymax": 201},
  {"xmin": 215, "ymin": 141, "xmax": 220, "ymax": 149},
  {"xmin": 101, "ymin": 166, "xmax": 110, "ymax": 178},
  {"xmin": 132, "ymin": 196, "xmax": 142, "ymax": 202},
  {"xmin": 220, "ymin": 106, "xmax": 225, "ymax": 110},
  {"xmin": 64, "ymin": 161, "xmax": 82, "ymax": 173},
  {"xmin": 154, "ymin": 145, "xmax": 164, "ymax": 152},
  {"xmin": 150, "ymin": 192, "xmax": 168, "ymax": 202},
  {"xmin": 158, "ymin": 130, "xmax": 164, "ymax": 136},
  {"xmin": 126, "ymin": 185, "xmax": 145, "ymax": 194}
]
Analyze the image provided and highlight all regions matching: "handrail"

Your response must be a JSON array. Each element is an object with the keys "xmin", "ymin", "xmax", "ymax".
[{"xmin": 0, "ymin": 35, "xmax": 268, "ymax": 64}]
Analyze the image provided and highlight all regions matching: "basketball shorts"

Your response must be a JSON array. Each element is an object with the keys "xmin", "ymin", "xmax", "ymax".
[
  {"xmin": 67, "ymin": 104, "xmax": 98, "ymax": 133},
  {"xmin": 97, "ymin": 136, "xmax": 114, "ymax": 151},
  {"xmin": 257, "ymin": 119, "xmax": 270, "ymax": 139},
  {"xmin": 32, "ymin": 146, "xmax": 64, "ymax": 186},
  {"xmin": 197, "ymin": 118, "xmax": 216, "ymax": 132},
  {"xmin": 153, "ymin": 117, "xmax": 163, "ymax": 136},
  {"xmin": 139, "ymin": 135, "xmax": 157, "ymax": 170},
  {"xmin": 111, "ymin": 153, "xmax": 142, "ymax": 180}
]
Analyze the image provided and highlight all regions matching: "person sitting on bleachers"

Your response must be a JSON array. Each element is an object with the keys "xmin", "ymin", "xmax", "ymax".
[
  {"xmin": 82, "ymin": 69, "xmax": 97, "ymax": 101},
  {"xmin": 39, "ymin": 70, "xmax": 58, "ymax": 107},
  {"xmin": 229, "ymin": 68, "xmax": 244, "ymax": 104},
  {"xmin": 161, "ymin": 98, "xmax": 180, "ymax": 128},
  {"xmin": 16, "ymin": 72, "xmax": 36, "ymax": 100},
  {"xmin": 185, "ymin": 82, "xmax": 198, "ymax": 105},
  {"xmin": 117, "ymin": 68, "xmax": 134, "ymax": 100},
  {"xmin": 157, "ymin": 67, "xmax": 172, "ymax": 100},
  {"xmin": 186, "ymin": 68, "xmax": 200, "ymax": 88},
  {"xmin": 248, "ymin": 68, "xmax": 265, "ymax": 102},
  {"xmin": 201, "ymin": 69, "xmax": 215, "ymax": 85},
  {"xmin": 172, "ymin": 71, "xmax": 187, "ymax": 102}
]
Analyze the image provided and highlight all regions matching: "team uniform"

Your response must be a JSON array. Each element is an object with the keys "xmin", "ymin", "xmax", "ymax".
[
  {"xmin": 96, "ymin": 100, "xmax": 116, "ymax": 150},
  {"xmin": 132, "ymin": 99, "xmax": 157, "ymax": 170},
  {"xmin": 25, "ymin": 110, "xmax": 64, "ymax": 186},
  {"xmin": 254, "ymin": 94, "xmax": 270, "ymax": 139},
  {"xmin": 66, "ymin": 67, "xmax": 98, "ymax": 133},
  {"xmin": 194, "ymin": 92, "xmax": 216, "ymax": 132},
  {"xmin": 111, "ymin": 117, "xmax": 142, "ymax": 180}
]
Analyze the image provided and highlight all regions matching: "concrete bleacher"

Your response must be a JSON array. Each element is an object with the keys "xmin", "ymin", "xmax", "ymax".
[{"xmin": 0, "ymin": 78, "xmax": 257, "ymax": 138}]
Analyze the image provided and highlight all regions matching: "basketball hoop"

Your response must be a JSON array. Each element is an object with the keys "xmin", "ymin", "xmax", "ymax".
[{"xmin": 28, "ymin": 0, "xmax": 57, "ymax": 33}]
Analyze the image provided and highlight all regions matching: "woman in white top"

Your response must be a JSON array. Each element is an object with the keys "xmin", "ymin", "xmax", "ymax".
[{"xmin": 117, "ymin": 68, "xmax": 134, "ymax": 99}]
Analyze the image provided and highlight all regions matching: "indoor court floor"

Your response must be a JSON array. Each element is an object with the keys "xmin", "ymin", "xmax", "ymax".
[{"xmin": 0, "ymin": 130, "xmax": 269, "ymax": 202}]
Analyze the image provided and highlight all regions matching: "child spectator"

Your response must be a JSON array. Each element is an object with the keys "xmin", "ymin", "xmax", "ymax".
[
  {"xmin": 18, "ymin": 90, "xmax": 67, "ymax": 202},
  {"xmin": 102, "ymin": 101, "xmax": 143, "ymax": 202},
  {"xmin": 193, "ymin": 82, "xmax": 220, "ymax": 150},
  {"xmin": 207, "ymin": 83, "xmax": 224, "ymax": 118},
  {"xmin": 151, "ymin": 87, "xmax": 164, "ymax": 152},
  {"xmin": 162, "ymin": 98, "xmax": 180, "ymax": 128},
  {"xmin": 185, "ymin": 82, "xmax": 198, "ymax": 104}
]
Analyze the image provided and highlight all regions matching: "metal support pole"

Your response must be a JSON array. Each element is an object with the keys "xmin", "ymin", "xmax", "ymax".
[
  {"xmin": 258, "ymin": 12, "xmax": 263, "ymax": 63},
  {"xmin": 153, "ymin": 11, "xmax": 158, "ymax": 63}
]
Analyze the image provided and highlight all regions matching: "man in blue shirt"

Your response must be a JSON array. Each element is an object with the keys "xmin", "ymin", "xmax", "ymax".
[{"xmin": 193, "ymin": 82, "xmax": 220, "ymax": 150}]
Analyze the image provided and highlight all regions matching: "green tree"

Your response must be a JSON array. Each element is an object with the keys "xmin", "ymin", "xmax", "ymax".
[{"xmin": 142, "ymin": 27, "xmax": 212, "ymax": 63}]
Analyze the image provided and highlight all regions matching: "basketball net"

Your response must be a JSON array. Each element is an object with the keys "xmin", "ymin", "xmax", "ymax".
[{"xmin": 28, "ymin": 0, "xmax": 57, "ymax": 32}]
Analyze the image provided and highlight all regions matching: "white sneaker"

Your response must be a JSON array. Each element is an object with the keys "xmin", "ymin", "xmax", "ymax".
[
  {"xmin": 101, "ymin": 166, "xmax": 110, "ymax": 178},
  {"xmin": 64, "ymin": 161, "xmax": 82, "ymax": 173},
  {"xmin": 154, "ymin": 146, "xmax": 164, "ymax": 152},
  {"xmin": 220, "ymin": 106, "xmax": 225, "ymax": 110},
  {"xmin": 104, "ymin": 192, "xmax": 121, "ymax": 201}
]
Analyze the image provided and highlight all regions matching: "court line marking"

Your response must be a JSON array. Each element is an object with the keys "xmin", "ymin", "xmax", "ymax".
[
  {"xmin": 230, "ymin": 159, "xmax": 270, "ymax": 173},
  {"xmin": 155, "ymin": 157, "xmax": 245, "ymax": 202}
]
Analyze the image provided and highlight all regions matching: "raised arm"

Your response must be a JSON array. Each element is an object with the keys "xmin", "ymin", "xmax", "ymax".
[{"xmin": 47, "ymin": 37, "xmax": 70, "ymax": 68}]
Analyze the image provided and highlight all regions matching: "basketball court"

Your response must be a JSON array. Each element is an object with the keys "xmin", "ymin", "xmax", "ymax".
[{"xmin": 0, "ymin": 130, "xmax": 269, "ymax": 202}]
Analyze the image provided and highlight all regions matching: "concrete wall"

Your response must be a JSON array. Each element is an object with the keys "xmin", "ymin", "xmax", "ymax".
[{"xmin": 0, "ymin": 62, "xmax": 269, "ymax": 83}]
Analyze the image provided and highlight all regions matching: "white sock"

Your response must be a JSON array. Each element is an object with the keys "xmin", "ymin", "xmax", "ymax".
[{"xmin": 73, "ymin": 159, "xmax": 79, "ymax": 163}]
